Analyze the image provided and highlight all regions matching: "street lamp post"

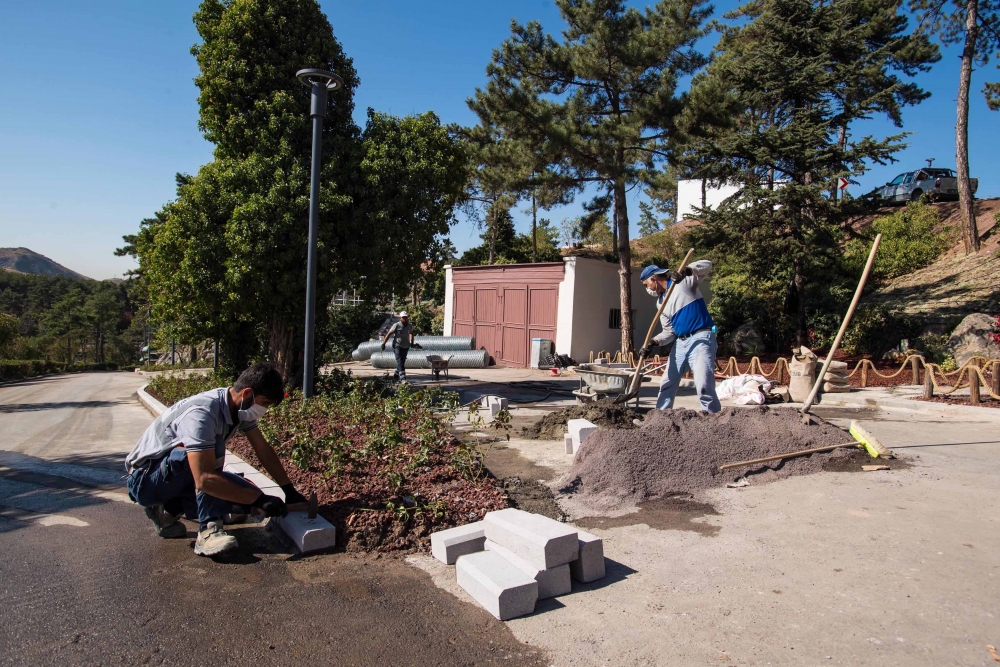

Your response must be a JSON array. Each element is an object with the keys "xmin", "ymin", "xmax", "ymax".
[{"xmin": 296, "ymin": 69, "xmax": 343, "ymax": 399}]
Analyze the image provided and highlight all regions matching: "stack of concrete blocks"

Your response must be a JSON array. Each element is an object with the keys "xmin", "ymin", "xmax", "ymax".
[
  {"xmin": 565, "ymin": 418, "xmax": 598, "ymax": 455},
  {"xmin": 481, "ymin": 395, "xmax": 509, "ymax": 417},
  {"xmin": 822, "ymin": 360, "xmax": 851, "ymax": 393},
  {"xmin": 430, "ymin": 508, "xmax": 606, "ymax": 621},
  {"xmin": 222, "ymin": 452, "xmax": 336, "ymax": 554}
]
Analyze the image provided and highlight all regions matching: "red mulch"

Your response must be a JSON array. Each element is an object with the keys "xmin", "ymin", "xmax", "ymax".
[
  {"xmin": 227, "ymin": 427, "xmax": 508, "ymax": 554},
  {"xmin": 914, "ymin": 396, "xmax": 1000, "ymax": 409}
]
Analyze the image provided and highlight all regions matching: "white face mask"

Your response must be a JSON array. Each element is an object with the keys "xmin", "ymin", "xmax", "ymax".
[
  {"xmin": 238, "ymin": 391, "xmax": 269, "ymax": 422},
  {"xmin": 646, "ymin": 286, "xmax": 659, "ymax": 297}
]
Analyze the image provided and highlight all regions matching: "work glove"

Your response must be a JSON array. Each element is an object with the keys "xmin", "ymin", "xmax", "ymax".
[
  {"xmin": 411, "ymin": 343, "xmax": 422, "ymax": 350},
  {"xmin": 668, "ymin": 266, "xmax": 693, "ymax": 283},
  {"xmin": 280, "ymin": 484, "xmax": 308, "ymax": 505},
  {"xmin": 252, "ymin": 493, "xmax": 288, "ymax": 518},
  {"xmin": 380, "ymin": 343, "xmax": 386, "ymax": 351},
  {"xmin": 639, "ymin": 345, "xmax": 653, "ymax": 359}
]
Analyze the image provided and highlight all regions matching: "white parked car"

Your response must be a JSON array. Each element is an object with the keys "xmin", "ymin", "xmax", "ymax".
[{"xmin": 875, "ymin": 167, "xmax": 978, "ymax": 204}]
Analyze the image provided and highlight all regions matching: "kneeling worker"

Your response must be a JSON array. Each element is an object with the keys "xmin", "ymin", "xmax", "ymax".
[
  {"xmin": 125, "ymin": 363, "xmax": 308, "ymax": 557},
  {"xmin": 640, "ymin": 260, "xmax": 721, "ymax": 413}
]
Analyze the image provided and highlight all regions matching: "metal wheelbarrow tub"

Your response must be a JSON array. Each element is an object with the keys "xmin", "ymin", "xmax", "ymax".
[{"xmin": 425, "ymin": 354, "xmax": 453, "ymax": 380}]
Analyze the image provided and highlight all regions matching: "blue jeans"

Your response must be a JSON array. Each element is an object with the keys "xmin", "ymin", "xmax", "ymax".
[
  {"xmin": 127, "ymin": 447, "xmax": 258, "ymax": 530},
  {"xmin": 656, "ymin": 331, "xmax": 721, "ymax": 413},
  {"xmin": 395, "ymin": 346, "xmax": 409, "ymax": 381}
]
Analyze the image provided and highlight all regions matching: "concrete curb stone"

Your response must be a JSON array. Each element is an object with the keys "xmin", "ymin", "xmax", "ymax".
[
  {"xmin": 485, "ymin": 539, "xmax": 571, "ymax": 599},
  {"xmin": 484, "ymin": 508, "xmax": 579, "ymax": 570},
  {"xmin": 431, "ymin": 521, "xmax": 486, "ymax": 564},
  {"xmin": 456, "ymin": 550, "xmax": 539, "ymax": 621}
]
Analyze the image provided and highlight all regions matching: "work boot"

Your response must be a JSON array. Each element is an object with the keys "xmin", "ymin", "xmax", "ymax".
[
  {"xmin": 144, "ymin": 505, "xmax": 187, "ymax": 539},
  {"xmin": 194, "ymin": 521, "xmax": 238, "ymax": 557}
]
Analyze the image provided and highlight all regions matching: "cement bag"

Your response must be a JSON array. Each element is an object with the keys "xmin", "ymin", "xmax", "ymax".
[
  {"xmin": 717, "ymin": 374, "xmax": 771, "ymax": 405},
  {"xmin": 824, "ymin": 371, "xmax": 850, "ymax": 384},
  {"xmin": 788, "ymin": 346, "xmax": 818, "ymax": 402},
  {"xmin": 822, "ymin": 382, "xmax": 852, "ymax": 393}
]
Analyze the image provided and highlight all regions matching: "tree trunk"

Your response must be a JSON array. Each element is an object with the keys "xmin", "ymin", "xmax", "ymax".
[
  {"xmin": 488, "ymin": 204, "xmax": 497, "ymax": 265},
  {"xmin": 832, "ymin": 124, "xmax": 847, "ymax": 202},
  {"xmin": 793, "ymin": 258, "xmax": 807, "ymax": 347},
  {"xmin": 956, "ymin": 0, "xmax": 981, "ymax": 254},
  {"xmin": 612, "ymin": 203, "xmax": 619, "ymax": 260},
  {"xmin": 614, "ymin": 179, "xmax": 634, "ymax": 357},
  {"xmin": 531, "ymin": 190, "xmax": 537, "ymax": 263},
  {"xmin": 268, "ymin": 317, "xmax": 298, "ymax": 387}
]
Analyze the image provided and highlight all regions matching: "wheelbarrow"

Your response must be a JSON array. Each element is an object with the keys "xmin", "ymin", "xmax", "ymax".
[
  {"xmin": 574, "ymin": 363, "xmax": 643, "ymax": 406},
  {"xmin": 425, "ymin": 354, "xmax": 452, "ymax": 380}
]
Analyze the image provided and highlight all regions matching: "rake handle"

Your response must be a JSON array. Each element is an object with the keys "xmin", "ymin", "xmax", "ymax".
[{"xmin": 718, "ymin": 441, "xmax": 859, "ymax": 471}]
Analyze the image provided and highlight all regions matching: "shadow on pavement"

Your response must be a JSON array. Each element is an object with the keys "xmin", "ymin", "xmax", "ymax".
[{"xmin": 0, "ymin": 400, "xmax": 127, "ymax": 413}]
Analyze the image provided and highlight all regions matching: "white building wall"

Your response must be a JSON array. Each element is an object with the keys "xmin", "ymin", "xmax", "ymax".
[
  {"xmin": 676, "ymin": 179, "xmax": 741, "ymax": 223},
  {"xmin": 442, "ymin": 265, "xmax": 454, "ymax": 336},
  {"xmin": 555, "ymin": 258, "xmax": 576, "ymax": 356},
  {"xmin": 564, "ymin": 257, "xmax": 659, "ymax": 362}
]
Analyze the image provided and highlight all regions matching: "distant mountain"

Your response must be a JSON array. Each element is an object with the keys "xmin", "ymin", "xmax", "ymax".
[{"xmin": 0, "ymin": 248, "xmax": 91, "ymax": 280}]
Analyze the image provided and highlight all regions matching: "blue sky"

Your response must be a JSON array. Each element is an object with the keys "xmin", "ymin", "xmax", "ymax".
[{"xmin": 1, "ymin": 0, "xmax": 997, "ymax": 280}]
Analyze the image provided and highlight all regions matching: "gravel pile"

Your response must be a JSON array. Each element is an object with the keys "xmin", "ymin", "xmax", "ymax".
[{"xmin": 557, "ymin": 407, "xmax": 855, "ymax": 510}]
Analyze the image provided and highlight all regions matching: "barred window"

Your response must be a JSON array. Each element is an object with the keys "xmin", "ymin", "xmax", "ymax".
[{"xmin": 609, "ymin": 308, "xmax": 636, "ymax": 329}]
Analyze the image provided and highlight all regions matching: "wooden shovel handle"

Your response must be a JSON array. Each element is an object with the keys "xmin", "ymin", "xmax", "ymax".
[{"xmin": 719, "ymin": 441, "xmax": 859, "ymax": 471}]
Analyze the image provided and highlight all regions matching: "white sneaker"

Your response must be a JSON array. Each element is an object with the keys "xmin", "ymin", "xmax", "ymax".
[{"xmin": 194, "ymin": 521, "xmax": 238, "ymax": 557}]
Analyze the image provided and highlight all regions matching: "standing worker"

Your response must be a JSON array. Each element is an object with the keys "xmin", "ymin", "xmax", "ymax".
[
  {"xmin": 124, "ymin": 363, "xmax": 309, "ymax": 557},
  {"xmin": 382, "ymin": 311, "xmax": 415, "ymax": 382},
  {"xmin": 639, "ymin": 261, "xmax": 721, "ymax": 413}
]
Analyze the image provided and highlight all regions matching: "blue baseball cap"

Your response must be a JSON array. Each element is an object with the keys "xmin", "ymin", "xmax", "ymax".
[{"xmin": 639, "ymin": 265, "xmax": 669, "ymax": 282}]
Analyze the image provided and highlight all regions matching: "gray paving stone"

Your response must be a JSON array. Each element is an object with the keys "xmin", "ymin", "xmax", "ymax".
[
  {"xmin": 456, "ymin": 550, "xmax": 538, "ymax": 620},
  {"xmin": 569, "ymin": 529, "xmax": 606, "ymax": 583},
  {"xmin": 431, "ymin": 521, "xmax": 486, "ymax": 564},
  {"xmin": 484, "ymin": 508, "xmax": 579, "ymax": 570},
  {"xmin": 485, "ymin": 539, "xmax": 571, "ymax": 599}
]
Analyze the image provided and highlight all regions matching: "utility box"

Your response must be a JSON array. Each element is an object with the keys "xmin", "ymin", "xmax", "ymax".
[{"xmin": 530, "ymin": 338, "xmax": 554, "ymax": 369}]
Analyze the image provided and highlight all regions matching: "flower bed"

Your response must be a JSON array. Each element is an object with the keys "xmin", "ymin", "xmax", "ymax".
[{"xmin": 148, "ymin": 369, "xmax": 509, "ymax": 552}]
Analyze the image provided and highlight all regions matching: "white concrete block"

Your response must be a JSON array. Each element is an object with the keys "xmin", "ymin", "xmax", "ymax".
[
  {"xmin": 564, "ymin": 433, "xmax": 575, "ymax": 455},
  {"xmin": 484, "ymin": 508, "xmax": 579, "ymax": 570},
  {"xmin": 456, "ymin": 551, "xmax": 538, "ymax": 620},
  {"xmin": 430, "ymin": 521, "xmax": 486, "ymax": 564},
  {"xmin": 485, "ymin": 539, "xmax": 571, "ymax": 599},
  {"xmin": 223, "ymin": 461, "xmax": 259, "ymax": 477},
  {"xmin": 275, "ymin": 512, "xmax": 336, "ymax": 554},
  {"xmin": 569, "ymin": 530, "xmax": 606, "ymax": 583},
  {"xmin": 481, "ymin": 396, "xmax": 509, "ymax": 417},
  {"xmin": 568, "ymin": 419, "xmax": 598, "ymax": 452}
]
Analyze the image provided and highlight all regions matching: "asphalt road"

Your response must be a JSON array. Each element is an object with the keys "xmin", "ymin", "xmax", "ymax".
[{"xmin": 0, "ymin": 372, "xmax": 544, "ymax": 667}]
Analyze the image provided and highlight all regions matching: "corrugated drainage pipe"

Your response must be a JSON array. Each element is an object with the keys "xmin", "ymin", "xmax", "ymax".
[
  {"xmin": 352, "ymin": 336, "xmax": 474, "ymax": 361},
  {"xmin": 369, "ymin": 349, "xmax": 489, "ymax": 369}
]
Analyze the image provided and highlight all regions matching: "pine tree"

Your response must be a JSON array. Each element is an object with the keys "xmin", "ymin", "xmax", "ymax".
[
  {"xmin": 469, "ymin": 0, "xmax": 711, "ymax": 355},
  {"xmin": 911, "ymin": 0, "xmax": 1000, "ymax": 253},
  {"xmin": 686, "ymin": 0, "xmax": 934, "ymax": 344}
]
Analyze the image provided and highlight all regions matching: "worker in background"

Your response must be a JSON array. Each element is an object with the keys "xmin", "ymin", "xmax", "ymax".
[
  {"xmin": 640, "ymin": 261, "xmax": 721, "ymax": 413},
  {"xmin": 125, "ymin": 363, "xmax": 309, "ymax": 557},
  {"xmin": 382, "ymin": 310, "xmax": 415, "ymax": 382}
]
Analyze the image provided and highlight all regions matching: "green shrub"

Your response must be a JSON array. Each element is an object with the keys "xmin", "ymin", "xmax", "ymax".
[
  {"xmin": 842, "ymin": 305, "xmax": 919, "ymax": 357},
  {"xmin": 0, "ymin": 360, "xmax": 63, "ymax": 382},
  {"xmin": 846, "ymin": 203, "xmax": 956, "ymax": 281},
  {"xmin": 145, "ymin": 370, "xmax": 231, "ymax": 406},
  {"xmin": 322, "ymin": 303, "xmax": 385, "ymax": 363}
]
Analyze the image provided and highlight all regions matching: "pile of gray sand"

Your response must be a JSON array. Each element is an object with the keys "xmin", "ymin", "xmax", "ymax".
[
  {"xmin": 558, "ymin": 407, "xmax": 856, "ymax": 510},
  {"xmin": 521, "ymin": 400, "xmax": 641, "ymax": 440}
]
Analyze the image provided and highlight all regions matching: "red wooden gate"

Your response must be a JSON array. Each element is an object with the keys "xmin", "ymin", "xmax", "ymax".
[{"xmin": 450, "ymin": 263, "xmax": 563, "ymax": 366}]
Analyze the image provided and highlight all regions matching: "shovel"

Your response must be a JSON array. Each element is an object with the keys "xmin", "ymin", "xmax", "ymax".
[{"xmin": 614, "ymin": 248, "xmax": 695, "ymax": 405}]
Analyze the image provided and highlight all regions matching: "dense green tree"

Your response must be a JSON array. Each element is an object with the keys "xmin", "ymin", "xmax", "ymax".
[
  {"xmin": 469, "ymin": 0, "xmax": 711, "ymax": 355},
  {"xmin": 911, "ymin": 0, "xmax": 999, "ymax": 253},
  {"xmin": 124, "ymin": 0, "xmax": 465, "ymax": 383},
  {"xmin": 637, "ymin": 201, "xmax": 664, "ymax": 236},
  {"xmin": 685, "ymin": 0, "xmax": 935, "ymax": 344}
]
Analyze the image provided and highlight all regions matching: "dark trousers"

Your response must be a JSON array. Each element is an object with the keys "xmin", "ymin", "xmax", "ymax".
[
  {"xmin": 127, "ymin": 447, "xmax": 258, "ymax": 530},
  {"xmin": 394, "ymin": 346, "xmax": 409, "ymax": 380}
]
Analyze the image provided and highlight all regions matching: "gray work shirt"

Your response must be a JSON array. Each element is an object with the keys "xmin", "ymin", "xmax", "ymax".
[
  {"xmin": 387, "ymin": 321, "xmax": 413, "ymax": 349},
  {"xmin": 125, "ymin": 387, "xmax": 259, "ymax": 474}
]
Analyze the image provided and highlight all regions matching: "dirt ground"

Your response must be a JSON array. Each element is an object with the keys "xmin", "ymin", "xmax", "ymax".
[{"xmin": 414, "ymin": 401, "xmax": 1000, "ymax": 666}]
